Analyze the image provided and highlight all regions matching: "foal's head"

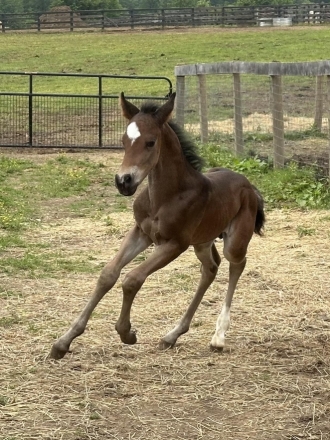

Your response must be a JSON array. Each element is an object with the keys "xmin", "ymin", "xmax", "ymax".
[{"xmin": 115, "ymin": 92, "xmax": 176, "ymax": 196}]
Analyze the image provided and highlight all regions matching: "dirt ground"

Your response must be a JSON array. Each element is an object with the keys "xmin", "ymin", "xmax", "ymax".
[{"xmin": 1, "ymin": 149, "xmax": 330, "ymax": 440}]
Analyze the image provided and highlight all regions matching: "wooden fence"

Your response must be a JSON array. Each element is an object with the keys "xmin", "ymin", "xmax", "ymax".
[
  {"xmin": 175, "ymin": 60, "xmax": 330, "ymax": 172},
  {"xmin": 2, "ymin": 4, "xmax": 330, "ymax": 32}
]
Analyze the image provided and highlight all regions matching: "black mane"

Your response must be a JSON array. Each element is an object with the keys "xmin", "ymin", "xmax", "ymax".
[{"xmin": 140, "ymin": 101, "xmax": 205, "ymax": 172}]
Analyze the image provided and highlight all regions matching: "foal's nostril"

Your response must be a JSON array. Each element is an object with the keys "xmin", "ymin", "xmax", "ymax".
[
  {"xmin": 123, "ymin": 174, "xmax": 132, "ymax": 184},
  {"xmin": 115, "ymin": 174, "xmax": 133, "ymax": 190}
]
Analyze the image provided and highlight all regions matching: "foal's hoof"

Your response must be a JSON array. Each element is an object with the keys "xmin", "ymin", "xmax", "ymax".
[
  {"xmin": 120, "ymin": 331, "xmax": 137, "ymax": 345},
  {"xmin": 49, "ymin": 344, "xmax": 68, "ymax": 360},
  {"xmin": 158, "ymin": 339, "xmax": 174, "ymax": 350},
  {"xmin": 210, "ymin": 344, "xmax": 224, "ymax": 353}
]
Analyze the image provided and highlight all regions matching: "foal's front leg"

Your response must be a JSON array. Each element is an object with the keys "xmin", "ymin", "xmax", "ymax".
[
  {"xmin": 50, "ymin": 225, "xmax": 152, "ymax": 359},
  {"xmin": 115, "ymin": 240, "xmax": 187, "ymax": 345}
]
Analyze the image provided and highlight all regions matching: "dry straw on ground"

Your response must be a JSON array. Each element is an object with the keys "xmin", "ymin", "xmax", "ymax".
[{"xmin": 1, "ymin": 151, "xmax": 330, "ymax": 440}]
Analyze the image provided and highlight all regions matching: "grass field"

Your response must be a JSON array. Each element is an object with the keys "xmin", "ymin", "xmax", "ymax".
[{"xmin": 1, "ymin": 26, "xmax": 330, "ymax": 95}]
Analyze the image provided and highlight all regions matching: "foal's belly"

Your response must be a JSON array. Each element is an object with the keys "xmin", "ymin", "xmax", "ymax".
[{"xmin": 191, "ymin": 217, "xmax": 225, "ymax": 244}]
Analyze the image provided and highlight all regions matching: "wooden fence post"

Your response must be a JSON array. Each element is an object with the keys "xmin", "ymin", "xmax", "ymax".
[
  {"xmin": 198, "ymin": 74, "xmax": 208, "ymax": 143},
  {"xmin": 314, "ymin": 75, "xmax": 323, "ymax": 130},
  {"xmin": 70, "ymin": 11, "xmax": 74, "ymax": 31},
  {"xmin": 233, "ymin": 73, "xmax": 244, "ymax": 155},
  {"xmin": 130, "ymin": 9, "xmax": 134, "ymax": 29},
  {"xmin": 271, "ymin": 74, "xmax": 285, "ymax": 168},
  {"xmin": 175, "ymin": 76, "xmax": 185, "ymax": 128},
  {"xmin": 101, "ymin": 10, "xmax": 105, "ymax": 31}
]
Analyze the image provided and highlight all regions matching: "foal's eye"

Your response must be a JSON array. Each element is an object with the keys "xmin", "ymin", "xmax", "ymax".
[{"xmin": 146, "ymin": 141, "xmax": 155, "ymax": 148}]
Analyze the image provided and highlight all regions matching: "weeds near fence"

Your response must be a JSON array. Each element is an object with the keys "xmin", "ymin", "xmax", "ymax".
[{"xmin": 201, "ymin": 143, "xmax": 330, "ymax": 209}]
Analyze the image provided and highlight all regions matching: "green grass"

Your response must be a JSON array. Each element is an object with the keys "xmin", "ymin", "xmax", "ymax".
[
  {"xmin": 0, "ymin": 186, "xmax": 33, "ymax": 231},
  {"xmin": 0, "ymin": 395, "xmax": 10, "ymax": 406},
  {"xmin": 34, "ymin": 157, "xmax": 102, "ymax": 198},
  {"xmin": 0, "ymin": 153, "xmax": 127, "ymax": 276},
  {"xmin": 297, "ymin": 226, "xmax": 316, "ymax": 238},
  {"xmin": 0, "ymin": 249, "xmax": 100, "ymax": 276},
  {"xmin": 0, "ymin": 315, "xmax": 21, "ymax": 328},
  {"xmin": 0, "ymin": 288, "xmax": 23, "ymax": 298},
  {"xmin": 1, "ymin": 28, "xmax": 330, "ymax": 96},
  {"xmin": 0, "ymin": 155, "xmax": 111, "ymax": 231},
  {"xmin": 202, "ymin": 143, "xmax": 330, "ymax": 209}
]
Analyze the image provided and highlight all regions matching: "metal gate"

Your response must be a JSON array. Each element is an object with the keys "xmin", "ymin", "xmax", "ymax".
[{"xmin": 0, "ymin": 72, "xmax": 172, "ymax": 149}]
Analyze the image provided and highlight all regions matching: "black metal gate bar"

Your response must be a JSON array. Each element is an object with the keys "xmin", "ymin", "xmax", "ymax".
[
  {"xmin": 99, "ymin": 76, "xmax": 102, "ymax": 149},
  {"xmin": 0, "ymin": 72, "xmax": 173, "ymax": 149}
]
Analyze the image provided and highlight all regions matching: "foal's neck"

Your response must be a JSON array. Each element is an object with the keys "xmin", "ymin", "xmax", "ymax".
[{"xmin": 147, "ymin": 125, "xmax": 199, "ymax": 205}]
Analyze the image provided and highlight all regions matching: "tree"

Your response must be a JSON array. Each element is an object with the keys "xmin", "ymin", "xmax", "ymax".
[
  {"xmin": 49, "ymin": 0, "xmax": 122, "ymax": 11},
  {"xmin": 0, "ymin": 0, "xmax": 24, "ymax": 14},
  {"xmin": 23, "ymin": 0, "xmax": 53, "ymax": 12}
]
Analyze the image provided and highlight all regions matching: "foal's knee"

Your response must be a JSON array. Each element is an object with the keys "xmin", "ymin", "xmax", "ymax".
[
  {"xmin": 97, "ymin": 265, "xmax": 120, "ymax": 291},
  {"xmin": 207, "ymin": 262, "xmax": 219, "ymax": 276},
  {"xmin": 223, "ymin": 244, "xmax": 247, "ymax": 265},
  {"xmin": 122, "ymin": 270, "xmax": 145, "ymax": 295}
]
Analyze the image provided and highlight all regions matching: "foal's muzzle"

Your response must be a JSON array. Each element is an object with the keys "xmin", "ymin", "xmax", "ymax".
[{"xmin": 115, "ymin": 173, "xmax": 138, "ymax": 196}]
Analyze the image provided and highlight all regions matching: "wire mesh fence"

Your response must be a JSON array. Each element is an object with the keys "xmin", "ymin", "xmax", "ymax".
[{"xmin": 175, "ymin": 61, "xmax": 330, "ymax": 176}]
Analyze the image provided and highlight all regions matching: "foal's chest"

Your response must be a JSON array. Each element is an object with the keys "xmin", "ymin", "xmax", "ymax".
[{"xmin": 139, "ymin": 215, "xmax": 167, "ymax": 245}]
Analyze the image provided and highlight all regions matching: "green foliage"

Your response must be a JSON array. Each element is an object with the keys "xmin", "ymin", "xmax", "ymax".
[
  {"xmin": 236, "ymin": 0, "xmax": 294, "ymax": 5},
  {"xmin": 24, "ymin": 0, "xmax": 53, "ymax": 12},
  {"xmin": 50, "ymin": 0, "xmax": 122, "ymax": 11},
  {"xmin": 0, "ymin": 0, "xmax": 24, "ymax": 14},
  {"xmin": 119, "ymin": 0, "xmax": 206, "ymax": 7},
  {"xmin": 259, "ymin": 163, "xmax": 330, "ymax": 209},
  {"xmin": 0, "ymin": 0, "xmax": 121, "ymax": 14},
  {"xmin": 201, "ymin": 144, "xmax": 330, "ymax": 210},
  {"xmin": 202, "ymin": 142, "xmax": 270, "ymax": 175}
]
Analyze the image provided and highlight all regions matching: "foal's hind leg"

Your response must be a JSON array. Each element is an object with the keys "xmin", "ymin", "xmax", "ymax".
[
  {"xmin": 159, "ymin": 241, "xmax": 220, "ymax": 350},
  {"xmin": 210, "ymin": 257, "xmax": 246, "ymax": 350},
  {"xmin": 210, "ymin": 222, "xmax": 253, "ymax": 350},
  {"xmin": 50, "ymin": 225, "xmax": 152, "ymax": 359}
]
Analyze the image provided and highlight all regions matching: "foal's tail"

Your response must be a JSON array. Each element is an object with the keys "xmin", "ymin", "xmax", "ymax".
[{"xmin": 253, "ymin": 186, "xmax": 266, "ymax": 236}]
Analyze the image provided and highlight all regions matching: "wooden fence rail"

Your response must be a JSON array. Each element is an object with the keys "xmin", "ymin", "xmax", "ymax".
[{"xmin": 2, "ymin": 4, "xmax": 330, "ymax": 32}]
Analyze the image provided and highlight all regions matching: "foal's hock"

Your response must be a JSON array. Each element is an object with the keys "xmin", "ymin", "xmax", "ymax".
[{"xmin": 50, "ymin": 92, "xmax": 265, "ymax": 360}]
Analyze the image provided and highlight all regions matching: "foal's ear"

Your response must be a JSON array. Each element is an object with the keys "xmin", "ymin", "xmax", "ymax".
[
  {"xmin": 154, "ymin": 93, "xmax": 176, "ymax": 126},
  {"xmin": 120, "ymin": 92, "xmax": 140, "ymax": 120}
]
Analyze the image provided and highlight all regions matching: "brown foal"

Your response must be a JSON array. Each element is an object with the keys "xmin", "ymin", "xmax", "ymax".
[{"xmin": 50, "ymin": 92, "xmax": 265, "ymax": 359}]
